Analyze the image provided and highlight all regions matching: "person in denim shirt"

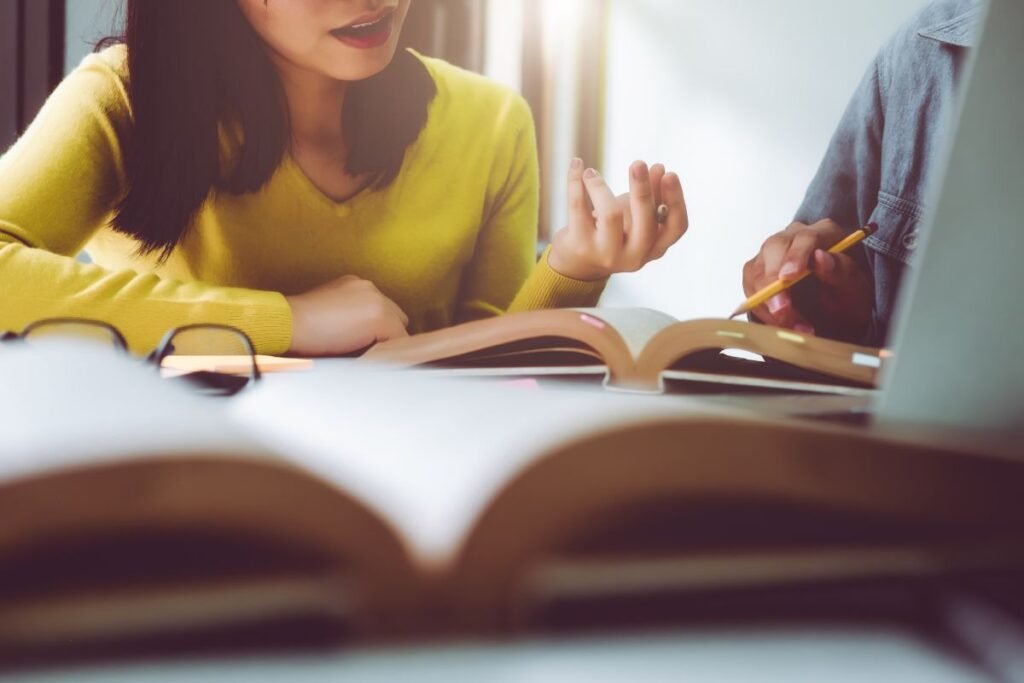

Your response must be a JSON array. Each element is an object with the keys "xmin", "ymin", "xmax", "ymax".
[{"xmin": 742, "ymin": 0, "xmax": 984, "ymax": 345}]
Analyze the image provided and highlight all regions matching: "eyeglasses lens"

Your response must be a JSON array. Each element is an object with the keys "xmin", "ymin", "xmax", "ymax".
[
  {"xmin": 159, "ymin": 327, "xmax": 257, "ymax": 396},
  {"xmin": 22, "ymin": 322, "xmax": 125, "ymax": 350}
]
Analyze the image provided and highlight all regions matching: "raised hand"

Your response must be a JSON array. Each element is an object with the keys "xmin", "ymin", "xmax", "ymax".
[{"xmin": 548, "ymin": 159, "xmax": 688, "ymax": 282}]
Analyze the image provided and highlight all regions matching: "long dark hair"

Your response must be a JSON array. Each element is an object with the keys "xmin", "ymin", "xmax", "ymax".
[{"xmin": 111, "ymin": 1, "xmax": 436, "ymax": 258}]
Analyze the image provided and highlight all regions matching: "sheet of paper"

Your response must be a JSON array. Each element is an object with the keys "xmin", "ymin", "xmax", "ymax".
[
  {"xmin": 574, "ymin": 308, "xmax": 679, "ymax": 359},
  {"xmin": 231, "ymin": 365, "xmax": 753, "ymax": 566}
]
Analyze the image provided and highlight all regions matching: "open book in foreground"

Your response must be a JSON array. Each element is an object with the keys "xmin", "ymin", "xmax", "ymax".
[
  {"xmin": 1, "ymin": 345, "xmax": 1022, "ymax": 667},
  {"xmin": 360, "ymin": 308, "xmax": 886, "ymax": 395}
]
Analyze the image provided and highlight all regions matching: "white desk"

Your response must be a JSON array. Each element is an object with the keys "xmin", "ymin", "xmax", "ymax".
[
  {"xmin": 262, "ymin": 358, "xmax": 874, "ymax": 421},
  {"xmin": 10, "ymin": 628, "xmax": 989, "ymax": 683}
]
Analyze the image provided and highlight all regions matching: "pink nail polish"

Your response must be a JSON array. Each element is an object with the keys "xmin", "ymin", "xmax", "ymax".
[
  {"xmin": 767, "ymin": 294, "xmax": 789, "ymax": 314},
  {"xmin": 779, "ymin": 263, "xmax": 800, "ymax": 279},
  {"xmin": 571, "ymin": 157, "xmax": 583, "ymax": 171},
  {"xmin": 584, "ymin": 168, "xmax": 599, "ymax": 179}
]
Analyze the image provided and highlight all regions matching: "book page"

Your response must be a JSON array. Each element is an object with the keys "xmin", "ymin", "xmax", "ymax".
[
  {"xmin": 575, "ymin": 308, "xmax": 679, "ymax": 359},
  {"xmin": 231, "ymin": 364, "xmax": 748, "ymax": 569}
]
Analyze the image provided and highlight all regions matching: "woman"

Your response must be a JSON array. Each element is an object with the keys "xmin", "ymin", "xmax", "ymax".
[{"xmin": 0, "ymin": 0, "xmax": 688, "ymax": 356}]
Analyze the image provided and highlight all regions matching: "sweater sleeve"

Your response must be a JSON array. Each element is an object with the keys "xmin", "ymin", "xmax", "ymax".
[
  {"xmin": 0, "ymin": 50, "xmax": 293, "ymax": 355},
  {"xmin": 455, "ymin": 96, "xmax": 605, "ymax": 323}
]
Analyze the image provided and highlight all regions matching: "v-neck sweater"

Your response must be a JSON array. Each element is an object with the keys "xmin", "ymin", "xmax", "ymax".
[{"xmin": 0, "ymin": 46, "xmax": 605, "ymax": 354}]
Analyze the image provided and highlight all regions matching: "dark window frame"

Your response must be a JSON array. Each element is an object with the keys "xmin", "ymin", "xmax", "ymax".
[{"xmin": 1, "ymin": 0, "xmax": 65, "ymax": 152}]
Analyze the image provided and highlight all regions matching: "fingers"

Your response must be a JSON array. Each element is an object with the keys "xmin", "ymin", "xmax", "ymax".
[
  {"xmin": 747, "ymin": 223, "xmax": 815, "ymax": 324},
  {"xmin": 758, "ymin": 232, "xmax": 794, "ymax": 281},
  {"xmin": 648, "ymin": 171, "xmax": 688, "ymax": 260},
  {"xmin": 650, "ymin": 163, "xmax": 666, "ymax": 207},
  {"xmin": 374, "ymin": 295, "xmax": 410, "ymax": 342},
  {"xmin": 551, "ymin": 160, "xmax": 688, "ymax": 280},
  {"xmin": 744, "ymin": 221, "xmax": 868, "ymax": 338},
  {"xmin": 391, "ymin": 299, "xmax": 410, "ymax": 328},
  {"xmin": 748, "ymin": 299, "xmax": 814, "ymax": 333},
  {"xmin": 742, "ymin": 252, "xmax": 813, "ymax": 333},
  {"xmin": 749, "ymin": 230, "xmax": 800, "ymax": 322},
  {"xmin": 566, "ymin": 157, "xmax": 591, "ymax": 233},
  {"xmin": 814, "ymin": 249, "xmax": 866, "ymax": 318},
  {"xmin": 743, "ymin": 257, "xmax": 784, "ymax": 327},
  {"xmin": 762, "ymin": 289, "xmax": 815, "ymax": 333},
  {"xmin": 789, "ymin": 316, "xmax": 816, "ymax": 336},
  {"xmin": 377, "ymin": 315, "xmax": 410, "ymax": 342},
  {"xmin": 582, "ymin": 168, "xmax": 619, "ymax": 217},
  {"xmin": 625, "ymin": 161, "xmax": 657, "ymax": 268},
  {"xmin": 582, "ymin": 168, "xmax": 625, "ymax": 252},
  {"xmin": 813, "ymin": 249, "xmax": 859, "ymax": 287},
  {"xmin": 776, "ymin": 220, "xmax": 844, "ymax": 282},
  {"xmin": 355, "ymin": 277, "xmax": 410, "ymax": 331},
  {"xmin": 779, "ymin": 231, "xmax": 820, "ymax": 281}
]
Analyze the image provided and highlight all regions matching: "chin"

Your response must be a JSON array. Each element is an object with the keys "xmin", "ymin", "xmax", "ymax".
[{"xmin": 322, "ymin": 43, "xmax": 401, "ymax": 82}]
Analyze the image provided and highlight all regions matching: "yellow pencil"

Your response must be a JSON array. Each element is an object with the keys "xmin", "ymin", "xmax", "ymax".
[{"xmin": 730, "ymin": 223, "xmax": 878, "ymax": 319}]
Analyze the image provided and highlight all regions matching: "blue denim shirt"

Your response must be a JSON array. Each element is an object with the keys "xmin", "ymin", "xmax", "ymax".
[{"xmin": 794, "ymin": 0, "xmax": 984, "ymax": 346}]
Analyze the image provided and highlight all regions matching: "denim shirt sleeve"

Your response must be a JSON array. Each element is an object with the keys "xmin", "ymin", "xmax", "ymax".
[
  {"xmin": 795, "ymin": 61, "xmax": 884, "ymax": 238},
  {"xmin": 794, "ymin": 60, "xmax": 888, "ymax": 346}
]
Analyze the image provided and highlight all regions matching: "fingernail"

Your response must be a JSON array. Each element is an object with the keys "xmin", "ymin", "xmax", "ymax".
[
  {"xmin": 631, "ymin": 162, "xmax": 649, "ymax": 181},
  {"xmin": 584, "ymin": 168, "xmax": 599, "ymax": 179},
  {"xmin": 571, "ymin": 157, "xmax": 583, "ymax": 171},
  {"xmin": 779, "ymin": 262, "xmax": 800, "ymax": 279},
  {"xmin": 767, "ymin": 294, "xmax": 789, "ymax": 315},
  {"xmin": 794, "ymin": 324, "xmax": 816, "ymax": 335}
]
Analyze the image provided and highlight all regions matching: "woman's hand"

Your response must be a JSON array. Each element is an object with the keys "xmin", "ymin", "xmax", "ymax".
[
  {"xmin": 742, "ymin": 219, "xmax": 874, "ymax": 341},
  {"xmin": 548, "ymin": 159, "xmax": 689, "ymax": 282},
  {"xmin": 285, "ymin": 275, "xmax": 410, "ymax": 357}
]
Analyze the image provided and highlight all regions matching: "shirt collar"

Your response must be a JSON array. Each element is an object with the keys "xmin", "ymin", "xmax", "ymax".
[{"xmin": 917, "ymin": 3, "xmax": 985, "ymax": 48}]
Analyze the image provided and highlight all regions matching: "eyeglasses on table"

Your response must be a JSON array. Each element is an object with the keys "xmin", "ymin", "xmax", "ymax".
[{"xmin": 1, "ymin": 318, "xmax": 261, "ymax": 397}]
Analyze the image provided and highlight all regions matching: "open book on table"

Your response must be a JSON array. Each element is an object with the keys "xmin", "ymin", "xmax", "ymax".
[
  {"xmin": 1, "ymin": 345, "xmax": 1022, "ymax": 666},
  {"xmin": 360, "ymin": 308, "xmax": 886, "ymax": 395}
]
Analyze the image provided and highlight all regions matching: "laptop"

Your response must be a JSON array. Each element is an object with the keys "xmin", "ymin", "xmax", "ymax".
[{"xmin": 875, "ymin": 0, "xmax": 1024, "ymax": 451}]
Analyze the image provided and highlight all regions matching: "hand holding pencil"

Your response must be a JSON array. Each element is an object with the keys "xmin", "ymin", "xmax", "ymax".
[{"xmin": 738, "ymin": 219, "xmax": 877, "ymax": 342}]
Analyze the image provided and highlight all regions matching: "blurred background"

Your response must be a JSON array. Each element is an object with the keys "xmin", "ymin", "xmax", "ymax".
[{"xmin": 3, "ymin": 0, "xmax": 928, "ymax": 318}]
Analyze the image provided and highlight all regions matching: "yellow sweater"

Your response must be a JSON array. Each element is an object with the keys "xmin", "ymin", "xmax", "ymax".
[{"xmin": 0, "ymin": 47, "xmax": 604, "ymax": 354}]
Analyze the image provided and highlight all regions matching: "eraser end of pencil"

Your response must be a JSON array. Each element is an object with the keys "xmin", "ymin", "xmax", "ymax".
[{"xmin": 864, "ymin": 222, "xmax": 879, "ymax": 237}]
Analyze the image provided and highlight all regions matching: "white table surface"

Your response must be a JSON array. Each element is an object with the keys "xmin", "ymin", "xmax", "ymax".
[{"xmin": 9, "ymin": 627, "xmax": 989, "ymax": 683}]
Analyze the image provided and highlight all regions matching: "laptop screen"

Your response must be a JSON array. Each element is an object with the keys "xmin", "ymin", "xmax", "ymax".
[{"xmin": 877, "ymin": 0, "xmax": 1024, "ymax": 445}]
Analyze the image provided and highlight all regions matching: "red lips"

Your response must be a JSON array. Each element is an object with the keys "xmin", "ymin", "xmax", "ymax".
[{"xmin": 330, "ymin": 8, "xmax": 396, "ymax": 49}]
